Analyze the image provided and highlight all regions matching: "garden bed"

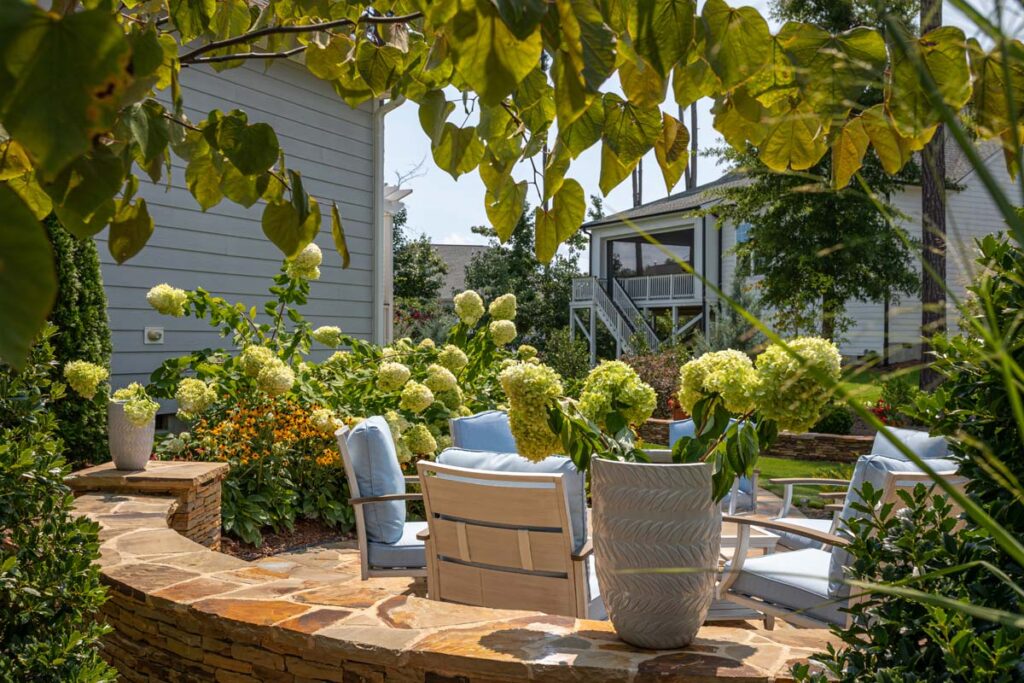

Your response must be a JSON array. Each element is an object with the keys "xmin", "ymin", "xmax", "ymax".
[{"xmin": 219, "ymin": 518, "xmax": 353, "ymax": 561}]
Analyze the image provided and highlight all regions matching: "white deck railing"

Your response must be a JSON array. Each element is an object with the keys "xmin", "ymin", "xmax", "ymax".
[{"xmin": 618, "ymin": 273, "xmax": 696, "ymax": 303}]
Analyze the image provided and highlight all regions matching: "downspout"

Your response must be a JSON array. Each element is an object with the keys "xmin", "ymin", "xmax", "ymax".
[
  {"xmin": 372, "ymin": 96, "xmax": 405, "ymax": 345},
  {"xmin": 701, "ymin": 213, "xmax": 707, "ymax": 335}
]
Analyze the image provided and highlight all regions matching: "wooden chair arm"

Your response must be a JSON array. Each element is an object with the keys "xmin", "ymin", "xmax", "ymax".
[
  {"xmin": 723, "ymin": 514, "xmax": 850, "ymax": 548},
  {"xmin": 770, "ymin": 478, "xmax": 850, "ymax": 486},
  {"xmin": 416, "ymin": 528, "xmax": 430, "ymax": 542},
  {"xmin": 824, "ymin": 503, "xmax": 844, "ymax": 512},
  {"xmin": 350, "ymin": 493, "xmax": 423, "ymax": 505},
  {"xmin": 819, "ymin": 491, "xmax": 846, "ymax": 500},
  {"xmin": 571, "ymin": 539, "xmax": 593, "ymax": 561}
]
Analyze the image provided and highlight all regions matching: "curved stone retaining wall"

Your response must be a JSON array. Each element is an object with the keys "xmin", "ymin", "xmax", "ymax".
[{"xmin": 74, "ymin": 464, "xmax": 834, "ymax": 682}]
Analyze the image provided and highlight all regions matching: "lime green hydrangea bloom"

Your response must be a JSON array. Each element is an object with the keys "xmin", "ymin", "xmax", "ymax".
[
  {"xmin": 578, "ymin": 360, "xmax": 657, "ymax": 430},
  {"xmin": 418, "ymin": 338, "xmax": 435, "ymax": 349},
  {"xmin": 500, "ymin": 361, "xmax": 564, "ymax": 462},
  {"xmin": 454, "ymin": 290, "xmax": 485, "ymax": 326},
  {"xmin": 175, "ymin": 378, "xmax": 217, "ymax": 415},
  {"xmin": 377, "ymin": 362, "xmax": 411, "ymax": 391},
  {"xmin": 436, "ymin": 387, "xmax": 463, "ymax": 410},
  {"xmin": 489, "ymin": 320, "xmax": 517, "ymax": 346},
  {"xmin": 325, "ymin": 351, "xmax": 349, "ymax": 366},
  {"xmin": 63, "ymin": 360, "xmax": 109, "ymax": 400},
  {"xmin": 677, "ymin": 349, "xmax": 761, "ymax": 415},
  {"xmin": 437, "ymin": 345, "xmax": 468, "ymax": 372},
  {"xmin": 399, "ymin": 381, "xmax": 434, "ymax": 413},
  {"xmin": 239, "ymin": 345, "xmax": 276, "ymax": 377},
  {"xmin": 257, "ymin": 359, "xmax": 295, "ymax": 397},
  {"xmin": 756, "ymin": 337, "xmax": 841, "ymax": 433},
  {"xmin": 311, "ymin": 408, "xmax": 342, "ymax": 434},
  {"xmin": 488, "ymin": 293, "xmax": 517, "ymax": 320},
  {"xmin": 384, "ymin": 411, "xmax": 413, "ymax": 463},
  {"xmin": 146, "ymin": 283, "xmax": 188, "ymax": 317},
  {"xmin": 424, "ymin": 364, "xmax": 458, "ymax": 393},
  {"xmin": 286, "ymin": 243, "xmax": 323, "ymax": 280},
  {"xmin": 312, "ymin": 325, "xmax": 343, "ymax": 347},
  {"xmin": 113, "ymin": 383, "xmax": 159, "ymax": 426},
  {"xmin": 517, "ymin": 344, "xmax": 538, "ymax": 360},
  {"xmin": 402, "ymin": 424, "xmax": 437, "ymax": 456}
]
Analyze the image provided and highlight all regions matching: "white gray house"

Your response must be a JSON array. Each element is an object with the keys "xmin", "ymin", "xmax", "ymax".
[
  {"xmin": 573, "ymin": 142, "xmax": 1016, "ymax": 363},
  {"xmin": 96, "ymin": 60, "xmax": 401, "ymax": 393}
]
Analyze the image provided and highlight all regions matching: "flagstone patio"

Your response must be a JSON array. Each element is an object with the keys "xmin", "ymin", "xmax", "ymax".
[{"xmin": 72, "ymin": 462, "xmax": 834, "ymax": 682}]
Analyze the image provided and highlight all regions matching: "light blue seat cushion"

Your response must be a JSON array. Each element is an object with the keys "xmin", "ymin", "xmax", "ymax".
[
  {"xmin": 827, "ymin": 453, "xmax": 959, "ymax": 595},
  {"xmin": 770, "ymin": 517, "xmax": 833, "ymax": 551},
  {"xmin": 367, "ymin": 521, "xmax": 426, "ymax": 570},
  {"xmin": 721, "ymin": 489, "xmax": 755, "ymax": 511},
  {"xmin": 670, "ymin": 419, "xmax": 755, "ymax": 500},
  {"xmin": 450, "ymin": 410, "xmax": 518, "ymax": 453},
  {"xmin": 727, "ymin": 548, "xmax": 846, "ymax": 626},
  {"xmin": 871, "ymin": 427, "xmax": 949, "ymax": 460},
  {"xmin": 436, "ymin": 448, "xmax": 588, "ymax": 554},
  {"xmin": 345, "ymin": 416, "xmax": 406, "ymax": 545}
]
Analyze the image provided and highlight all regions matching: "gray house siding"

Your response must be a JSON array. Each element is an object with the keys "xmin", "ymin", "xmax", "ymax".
[{"xmin": 96, "ymin": 59, "xmax": 379, "ymax": 389}]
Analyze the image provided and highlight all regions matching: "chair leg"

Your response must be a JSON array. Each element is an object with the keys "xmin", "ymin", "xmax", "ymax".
[{"xmin": 764, "ymin": 614, "xmax": 775, "ymax": 630}]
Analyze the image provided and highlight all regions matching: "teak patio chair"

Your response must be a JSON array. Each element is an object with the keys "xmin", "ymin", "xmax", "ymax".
[
  {"xmin": 336, "ymin": 419, "xmax": 427, "ymax": 580},
  {"xmin": 416, "ymin": 460, "xmax": 602, "ymax": 619},
  {"xmin": 720, "ymin": 458, "xmax": 966, "ymax": 629}
]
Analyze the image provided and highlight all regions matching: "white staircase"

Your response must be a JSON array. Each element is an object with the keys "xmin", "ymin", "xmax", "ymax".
[{"xmin": 570, "ymin": 277, "xmax": 661, "ymax": 361}]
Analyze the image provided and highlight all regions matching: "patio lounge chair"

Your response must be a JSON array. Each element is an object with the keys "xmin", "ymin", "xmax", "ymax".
[
  {"xmin": 449, "ymin": 410, "xmax": 518, "ymax": 452},
  {"xmin": 417, "ymin": 455, "xmax": 603, "ymax": 619},
  {"xmin": 720, "ymin": 450, "xmax": 965, "ymax": 629},
  {"xmin": 768, "ymin": 427, "xmax": 951, "ymax": 550},
  {"xmin": 669, "ymin": 419, "xmax": 759, "ymax": 515},
  {"xmin": 336, "ymin": 418, "xmax": 427, "ymax": 580}
]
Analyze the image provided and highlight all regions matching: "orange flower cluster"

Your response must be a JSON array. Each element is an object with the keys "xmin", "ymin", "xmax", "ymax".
[{"xmin": 194, "ymin": 400, "xmax": 339, "ymax": 467}]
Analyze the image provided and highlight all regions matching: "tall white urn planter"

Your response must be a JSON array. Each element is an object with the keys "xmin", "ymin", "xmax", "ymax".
[
  {"xmin": 108, "ymin": 402, "xmax": 155, "ymax": 470},
  {"xmin": 591, "ymin": 458, "xmax": 721, "ymax": 649}
]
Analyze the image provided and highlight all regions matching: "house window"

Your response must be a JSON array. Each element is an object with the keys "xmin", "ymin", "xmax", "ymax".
[{"xmin": 607, "ymin": 229, "xmax": 694, "ymax": 279}]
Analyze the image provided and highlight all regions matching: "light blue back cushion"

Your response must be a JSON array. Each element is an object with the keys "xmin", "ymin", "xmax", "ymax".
[
  {"xmin": 346, "ymin": 416, "xmax": 406, "ymax": 545},
  {"xmin": 437, "ymin": 448, "xmax": 588, "ymax": 553},
  {"xmin": 450, "ymin": 410, "xmax": 518, "ymax": 453},
  {"xmin": 871, "ymin": 427, "xmax": 949, "ymax": 460},
  {"xmin": 669, "ymin": 419, "xmax": 755, "ymax": 494},
  {"xmin": 827, "ymin": 453, "xmax": 958, "ymax": 596}
]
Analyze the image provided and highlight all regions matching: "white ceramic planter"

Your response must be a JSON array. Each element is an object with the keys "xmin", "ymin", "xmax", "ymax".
[
  {"xmin": 592, "ymin": 458, "xmax": 721, "ymax": 649},
  {"xmin": 108, "ymin": 401, "xmax": 155, "ymax": 471}
]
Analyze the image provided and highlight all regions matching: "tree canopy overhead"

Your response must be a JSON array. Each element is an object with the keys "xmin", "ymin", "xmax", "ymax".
[{"xmin": 0, "ymin": 0, "xmax": 1021, "ymax": 366}]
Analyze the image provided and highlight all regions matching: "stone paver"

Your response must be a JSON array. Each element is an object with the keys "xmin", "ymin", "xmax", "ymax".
[{"xmin": 74, "ymin": 470, "xmax": 835, "ymax": 683}]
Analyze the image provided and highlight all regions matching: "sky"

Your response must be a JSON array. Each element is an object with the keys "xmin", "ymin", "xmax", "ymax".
[{"xmin": 383, "ymin": 0, "xmax": 1020, "ymax": 246}]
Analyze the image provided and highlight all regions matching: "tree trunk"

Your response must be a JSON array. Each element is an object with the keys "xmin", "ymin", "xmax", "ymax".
[{"xmin": 919, "ymin": 0, "xmax": 946, "ymax": 389}]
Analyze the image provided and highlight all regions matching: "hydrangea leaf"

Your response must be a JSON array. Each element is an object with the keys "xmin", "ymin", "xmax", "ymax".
[{"xmin": 0, "ymin": 184, "xmax": 56, "ymax": 369}]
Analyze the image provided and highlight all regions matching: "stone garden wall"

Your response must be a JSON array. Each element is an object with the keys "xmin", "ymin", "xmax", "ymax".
[
  {"xmin": 74, "ymin": 462, "xmax": 834, "ymax": 683},
  {"xmin": 642, "ymin": 419, "xmax": 872, "ymax": 463}
]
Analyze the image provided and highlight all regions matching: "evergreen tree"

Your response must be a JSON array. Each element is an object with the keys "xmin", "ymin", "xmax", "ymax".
[{"xmin": 45, "ymin": 217, "xmax": 112, "ymax": 468}]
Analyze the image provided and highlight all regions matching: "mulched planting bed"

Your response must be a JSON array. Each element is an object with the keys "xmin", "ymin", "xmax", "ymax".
[{"xmin": 220, "ymin": 518, "xmax": 353, "ymax": 561}]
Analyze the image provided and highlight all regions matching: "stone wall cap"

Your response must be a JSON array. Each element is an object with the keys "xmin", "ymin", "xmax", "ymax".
[{"xmin": 66, "ymin": 460, "xmax": 230, "ymax": 492}]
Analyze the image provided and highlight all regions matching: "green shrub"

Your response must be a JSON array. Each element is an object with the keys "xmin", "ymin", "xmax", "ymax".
[
  {"xmin": 796, "ymin": 484, "xmax": 1024, "ymax": 681},
  {"xmin": 45, "ymin": 217, "xmax": 112, "ymax": 468},
  {"xmin": 879, "ymin": 375, "xmax": 920, "ymax": 426},
  {"xmin": 0, "ymin": 324, "xmax": 116, "ymax": 682},
  {"xmin": 623, "ymin": 346, "xmax": 690, "ymax": 419},
  {"xmin": 811, "ymin": 402, "xmax": 854, "ymax": 435},
  {"xmin": 540, "ymin": 328, "xmax": 590, "ymax": 397}
]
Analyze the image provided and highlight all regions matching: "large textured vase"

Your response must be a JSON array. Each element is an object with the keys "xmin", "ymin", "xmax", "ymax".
[
  {"xmin": 108, "ymin": 402, "xmax": 154, "ymax": 470},
  {"xmin": 592, "ymin": 458, "xmax": 721, "ymax": 649}
]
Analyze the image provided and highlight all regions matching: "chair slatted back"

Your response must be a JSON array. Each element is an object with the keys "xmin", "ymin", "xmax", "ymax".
[
  {"xmin": 879, "ymin": 470, "xmax": 969, "ymax": 519},
  {"xmin": 417, "ymin": 461, "xmax": 585, "ymax": 617}
]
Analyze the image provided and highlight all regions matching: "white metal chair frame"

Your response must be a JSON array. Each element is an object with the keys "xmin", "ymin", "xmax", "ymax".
[
  {"xmin": 720, "ymin": 470, "xmax": 967, "ymax": 629},
  {"xmin": 336, "ymin": 425, "xmax": 428, "ymax": 581}
]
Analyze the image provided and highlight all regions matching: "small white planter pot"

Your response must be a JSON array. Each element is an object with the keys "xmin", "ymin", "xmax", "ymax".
[
  {"xmin": 592, "ymin": 458, "xmax": 721, "ymax": 649},
  {"xmin": 108, "ymin": 401, "xmax": 155, "ymax": 471}
]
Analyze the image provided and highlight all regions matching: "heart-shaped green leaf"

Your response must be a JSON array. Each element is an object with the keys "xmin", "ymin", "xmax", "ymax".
[
  {"xmin": 485, "ymin": 173, "xmax": 527, "ymax": 243},
  {"xmin": 654, "ymin": 112, "xmax": 689, "ymax": 193},
  {"xmin": 108, "ymin": 199, "xmax": 154, "ymax": 264},
  {"xmin": 535, "ymin": 178, "xmax": 585, "ymax": 263},
  {"xmin": 431, "ymin": 123, "xmax": 485, "ymax": 179},
  {"xmin": 215, "ymin": 111, "xmax": 279, "ymax": 176},
  {"xmin": 701, "ymin": 0, "xmax": 771, "ymax": 89},
  {"xmin": 633, "ymin": 0, "xmax": 696, "ymax": 78},
  {"xmin": 262, "ymin": 196, "xmax": 320, "ymax": 258}
]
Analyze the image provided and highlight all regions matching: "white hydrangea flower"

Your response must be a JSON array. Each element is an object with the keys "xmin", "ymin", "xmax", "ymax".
[
  {"xmin": 488, "ymin": 293, "xmax": 517, "ymax": 320},
  {"xmin": 377, "ymin": 362, "xmax": 411, "ymax": 391},
  {"xmin": 286, "ymin": 243, "xmax": 323, "ymax": 280},
  {"xmin": 146, "ymin": 283, "xmax": 188, "ymax": 317},
  {"xmin": 63, "ymin": 360, "xmax": 109, "ymax": 400},
  {"xmin": 489, "ymin": 319, "xmax": 517, "ymax": 346},
  {"xmin": 454, "ymin": 290, "xmax": 485, "ymax": 326},
  {"xmin": 257, "ymin": 359, "xmax": 295, "ymax": 396},
  {"xmin": 312, "ymin": 325, "xmax": 343, "ymax": 347}
]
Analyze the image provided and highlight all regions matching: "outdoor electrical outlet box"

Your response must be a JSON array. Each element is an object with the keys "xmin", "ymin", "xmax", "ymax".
[{"xmin": 144, "ymin": 327, "xmax": 164, "ymax": 344}]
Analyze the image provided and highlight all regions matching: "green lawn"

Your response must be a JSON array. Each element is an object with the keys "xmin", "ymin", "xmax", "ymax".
[
  {"xmin": 756, "ymin": 456, "xmax": 853, "ymax": 508},
  {"xmin": 838, "ymin": 365, "xmax": 921, "ymax": 404}
]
